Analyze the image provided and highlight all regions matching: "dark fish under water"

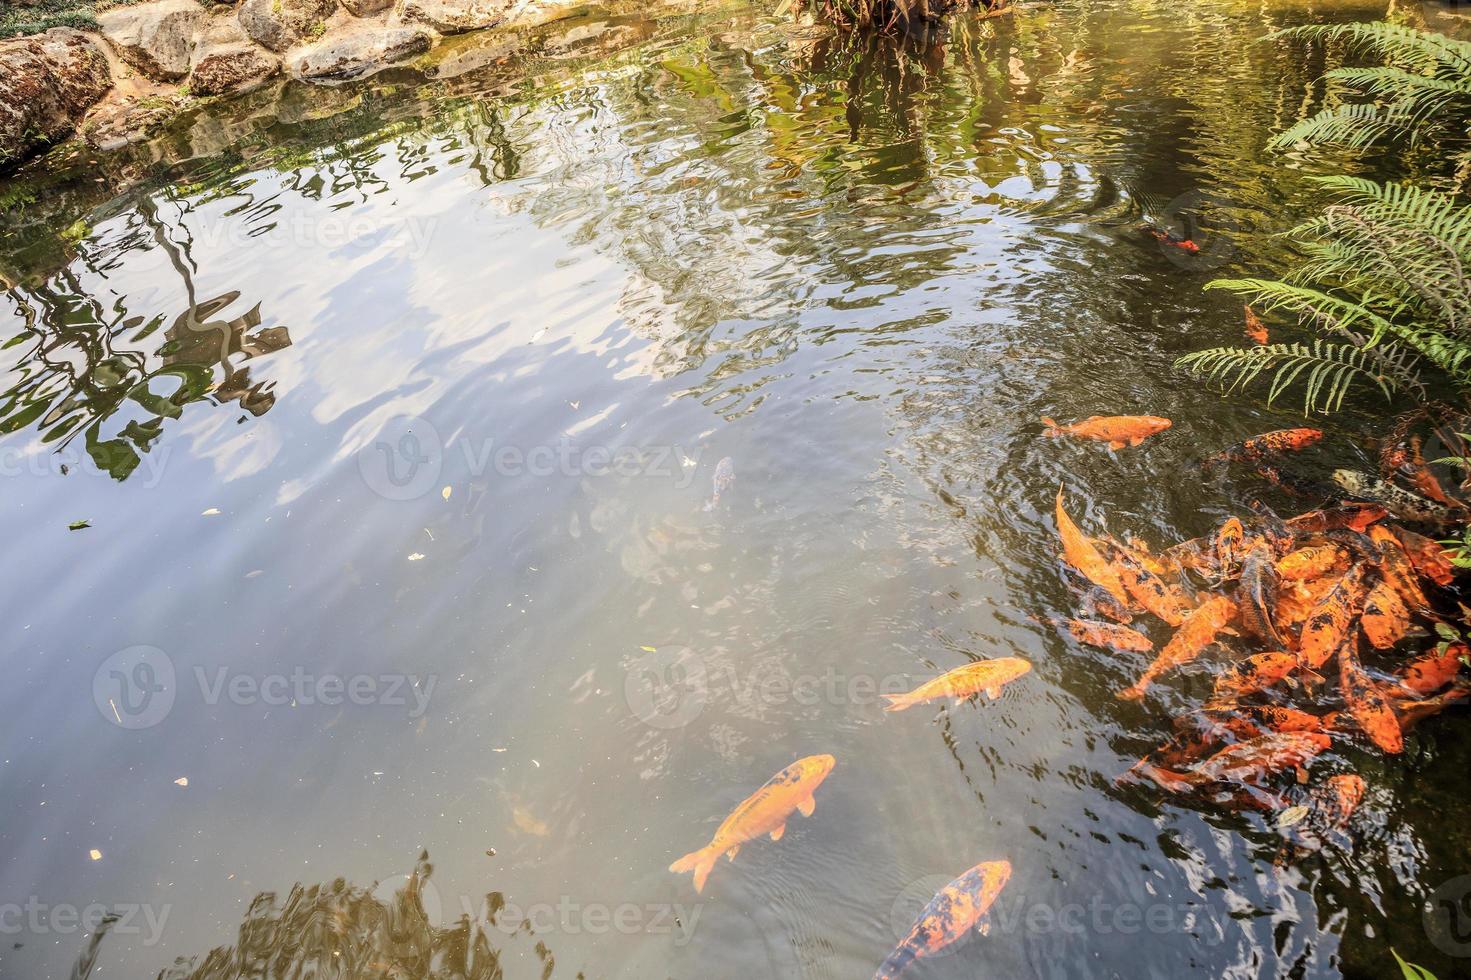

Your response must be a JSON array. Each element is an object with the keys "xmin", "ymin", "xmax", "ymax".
[
  {"xmin": 704, "ymin": 456, "xmax": 735, "ymax": 512},
  {"xmin": 1331, "ymin": 469, "xmax": 1455, "ymax": 525}
]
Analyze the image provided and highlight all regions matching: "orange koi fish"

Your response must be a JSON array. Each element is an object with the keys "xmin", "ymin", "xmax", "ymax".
[
  {"xmin": 1338, "ymin": 644, "xmax": 1403, "ymax": 754},
  {"xmin": 1106, "ymin": 543, "xmax": 1191, "ymax": 627},
  {"xmin": 1059, "ymin": 619, "xmax": 1152, "ymax": 653},
  {"xmin": 1213, "ymin": 518, "xmax": 1247, "ymax": 576},
  {"xmin": 1041, "ymin": 415, "xmax": 1172, "ymax": 450},
  {"xmin": 1393, "ymin": 681, "xmax": 1471, "ymax": 730},
  {"xmin": 1390, "ymin": 525, "xmax": 1456, "ymax": 587},
  {"xmin": 1138, "ymin": 732, "xmax": 1330, "ymax": 793},
  {"xmin": 1397, "ymin": 643, "xmax": 1464, "ymax": 697},
  {"xmin": 883, "ymin": 657, "xmax": 1032, "ymax": 712},
  {"xmin": 1313, "ymin": 773, "xmax": 1366, "ymax": 830},
  {"xmin": 1207, "ymin": 428, "xmax": 1323, "ymax": 468},
  {"xmin": 875, "ymin": 860, "xmax": 1011, "ymax": 980},
  {"xmin": 1144, "ymin": 225, "xmax": 1200, "ymax": 253},
  {"xmin": 1402, "ymin": 436, "xmax": 1460, "ymax": 509},
  {"xmin": 670, "ymin": 754, "xmax": 835, "ymax": 892},
  {"xmin": 1056, "ymin": 489, "xmax": 1130, "ymax": 605},
  {"xmin": 1297, "ymin": 565, "xmax": 1368, "ymax": 670},
  {"xmin": 1118, "ymin": 595, "xmax": 1236, "ymax": 701},
  {"xmin": 1244, "ymin": 306, "xmax": 1268, "ymax": 345},
  {"xmin": 1226, "ymin": 704, "xmax": 1329, "ymax": 734},
  {"xmin": 1361, "ymin": 579, "xmax": 1413, "ymax": 650},
  {"xmin": 1285, "ymin": 503, "xmax": 1388, "ymax": 536},
  {"xmin": 1209, "ymin": 652, "xmax": 1303, "ymax": 704},
  {"xmin": 1367, "ymin": 525, "xmax": 1430, "ymax": 613},
  {"xmin": 1276, "ymin": 545, "xmax": 1348, "ymax": 582}
]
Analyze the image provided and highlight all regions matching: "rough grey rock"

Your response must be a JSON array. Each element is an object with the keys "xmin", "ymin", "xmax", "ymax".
[
  {"xmin": 292, "ymin": 24, "xmax": 431, "ymax": 79},
  {"xmin": 97, "ymin": 0, "xmax": 207, "ymax": 82},
  {"xmin": 340, "ymin": 0, "xmax": 395, "ymax": 16},
  {"xmin": 397, "ymin": 0, "xmax": 510, "ymax": 35},
  {"xmin": 238, "ymin": 0, "xmax": 340, "ymax": 53},
  {"xmin": 0, "ymin": 28, "xmax": 112, "ymax": 169},
  {"xmin": 191, "ymin": 44, "xmax": 281, "ymax": 95}
]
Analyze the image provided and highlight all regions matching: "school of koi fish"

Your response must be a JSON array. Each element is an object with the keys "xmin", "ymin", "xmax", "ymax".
[
  {"xmin": 664, "ymin": 407, "xmax": 1466, "ymax": 978},
  {"xmin": 1051, "ymin": 419, "xmax": 1469, "ymax": 856}
]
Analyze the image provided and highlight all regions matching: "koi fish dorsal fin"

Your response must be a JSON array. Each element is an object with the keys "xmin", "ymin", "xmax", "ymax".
[
  {"xmin": 797, "ymin": 796, "xmax": 815, "ymax": 817},
  {"xmin": 984, "ymin": 685, "xmax": 1002, "ymax": 700},
  {"xmin": 770, "ymin": 824, "xmax": 785, "ymax": 842},
  {"xmin": 726, "ymin": 844, "xmax": 740, "ymax": 862}
]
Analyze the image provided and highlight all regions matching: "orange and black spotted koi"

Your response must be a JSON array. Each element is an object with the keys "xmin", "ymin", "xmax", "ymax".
[
  {"xmin": 1397, "ymin": 643, "xmax": 1464, "ymax": 697},
  {"xmin": 1298, "ymin": 565, "xmax": 1369, "ymax": 671},
  {"xmin": 1206, "ymin": 428, "xmax": 1323, "ymax": 469},
  {"xmin": 1339, "ymin": 641, "xmax": 1403, "ymax": 754},
  {"xmin": 875, "ymin": 860, "xmax": 1011, "ymax": 980},
  {"xmin": 1367, "ymin": 525, "xmax": 1431, "ymax": 614},
  {"xmin": 1393, "ymin": 681, "xmax": 1471, "ymax": 731},
  {"xmin": 1361, "ymin": 579, "xmax": 1413, "ymax": 650},
  {"xmin": 1285, "ymin": 503, "xmax": 1388, "ymax": 536},
  {"xmin": 1390, "ymin": 525, "xmax": 1456, "ymax": 587},
  {"xmin": 1137, "ymin": 732, "xmax": 1330, "ymax": 793},
  {"xmin": 1209, "ymin": 652, "xmax": 1304, "ymax": 705}
]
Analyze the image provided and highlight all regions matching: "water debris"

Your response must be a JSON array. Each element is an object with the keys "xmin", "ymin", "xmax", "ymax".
[
  {"xmin": 89, "ymin": 849, "xmax": 102, "ymax": 861},
  {"xmin": 669, "ymin": 755, "xmax": 834, "ymax": 893},
  {"xmin": 68, "ymin": 520, "xmax": 90, "ymax": 531},
  {"xmin": 1040, "ymin": 414, "xmax": 1171, "ymax": 450},
  {"xmin": 441, "ymin": 486, "xmax": 451, "ymax": 501},
  {"xmin": 202, "ymin": 508, "xmax": 221, "ymax": 516},
  {"xmin": 174, "ymin": 777, "xmax": 188, "ymax": 787},
  {"xmin": 408, "ymin": 553, "xmax": 425, "ymax": 561},
  {"xmin": 704, "ymin": 456, "xmax": 735, "ymax": 512}
]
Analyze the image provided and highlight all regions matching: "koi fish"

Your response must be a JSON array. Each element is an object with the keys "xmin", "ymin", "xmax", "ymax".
[
  {"xmin": 1138, "ymin": 732, "xmax": 1330, "ymax": 793},
  {"xmin": 1390, "ymin": 525, "xmax": 1456, "ymax": 587},
  {"xmin": 1276, "ymin": 545, "xmax": 1348, "ymax": 582},
  {"xmin": 1332, "ymin": 469, "xmax": 1454, "ymax": 525},
  {"xmin": 1399, "ymin": 436, "xmax": 1460, "ymax": 509},
  {"xmin": 1144, "ymin": 225, "xmax": 1199, "ymax": 253},
  {"xmin": 1078, "ymin": 583, "xmax": 1136, "ymax": 623},
  {"xmin": 1118, "ymin": 595, "xmax": 1236, "ymax": 701},
  {"xmin": 704, "ymin": 456, "xmax": 735, "ymax": 512},
  {"xmin": 1297, "ymin": 565, "xmax": 1368, "ymax": 671},
  {"xmin": 1223, "ymin": 703, "xmax": 1329, "ymax": 734},
  {"xmin": 1244, "ymin": 305, "xmax": 1268, "ymax": 345},
  {"xmin": 1338, "ymin": 643, "xmax": 1403, "ymax": 754},
  {"xmin": 1056, "ymin": 489, "xmax": 1130, "ymax": 605},
  {"xmin": 1285, "ymin": 503, "xmax": 1388, "ymax": 535},
  {"xmin": 1392, "ymin": 681, "xmax": 1471, "ymax": 731},
  {"xmin": 669, "ymin": 754, "xmax": 835, "ymax": 892},
  {"xmin": 1213, "ymin": 518, "xmax": 1247, "ymax": 576},
  {"xmin": 1367, "ymin": 524, "xmax": 1431, "ymax": 613},
  {"xmin": 1041, "ymin": 415, "xmax": 1172, "ymax": 450},
  {"xmin": 883, "ymin": 657, "xmax": 1032, "ymax": 712},
  {"xmin": 1105, "ymin": 541, "xmax": 1190, "ymax": 627},
  {"xmin": 1361, "ymin": 579, "xmax": 1413, "ymax": 650},
  {"xmin": 874, "ymin": 860, "xmax": 1011, "ymax": 980},
  {"xmin": 1313, "ymin": 773, "xmax": 1367, "ymax": 830},
  {"xmin": 1206, "ymin": 428, "xmax": 1323, "ymax": 468},
  {"xmin": 1209, "ymin": 652, "xmax": 1304, "ymax": 704},
  {"xmin": 1397, "ymin": 643, "xmax": 1463, "ymax": 697},
  {"xmin": 1059, "ymin": 618, "xmax": 1153, "ymax": 653},
  {"xmin": 1237, "ymin": 541, "xmax": 1285, "ymax": 648}
]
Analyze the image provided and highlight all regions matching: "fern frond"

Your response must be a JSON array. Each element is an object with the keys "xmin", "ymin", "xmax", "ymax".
[
  {"xmin": 1271, "ymin": 22, "xmax": 1471, "ymax": 74},
  {"xmin": 1177, "ymin": 341, "xmax": 1406, "ymax": 414},
  {"xmin": 1269, "ymin": 103, "xmax": 1407, "ymax": 151}
]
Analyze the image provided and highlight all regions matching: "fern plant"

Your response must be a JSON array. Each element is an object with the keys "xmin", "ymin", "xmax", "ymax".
[
  {"xmin": 1268, "ymin": 22, "xmax": 1471, "ymax": 186},
  {"xmin": 1179, "ymin": 177, "xmax": 1471, "ymax": 413}
]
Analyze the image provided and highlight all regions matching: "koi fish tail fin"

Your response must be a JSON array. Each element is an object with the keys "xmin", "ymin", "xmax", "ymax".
[
  {"xmin": 1040, "ymin": 416, "xmax": 1062, "ymax": 438},
  {"xmin": 1136, "ymin": 763, "xmax": 1195, "ymax": 794},
  {"xmin": 669, "ymin": 846, "xmax": 720, "ymax": 893},
  {"xmin": 873, "ymin": 943, "xmax": 917, "ymax": 980},
  {"xmin": 881, "ymin": 694, "xmax": 913, "ymax": 713}
]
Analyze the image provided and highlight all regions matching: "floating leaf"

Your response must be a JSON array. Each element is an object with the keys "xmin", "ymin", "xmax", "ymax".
[
  {"xmin": 408, "ymin": 553, "xmax": 425, "ymax": 561},
  {"xmin": 68, "ymin": 520, "xmax": 90, "ymax": 531},
  {"xmin": 1393, "ymin": 948, "xmax": 1439, "ymax": 980},
  {"xmin": 1277, "ymin": 805, "xmax": 1310, "ymax": 828},
  {"xmin": 202, "ymin": 508, "xmax": 221, "ymax": 516},
  {"xmin": 1434, "ymin": 621, "xmax": 1461, "ymax": 642},
  {"xmin": 441, "ymin": 486, "xmax": 452, "ymax": 501},
  {"xmin": 174, "ymin": 777, "xmax": 188, "ymax": 787},
  {"xmin": 640, "ymin": 645, "xmax": 657, "ymax": 652},
  {"xmin": 89, "ymin": 849, "xmax": 102, "ymax": 861}
]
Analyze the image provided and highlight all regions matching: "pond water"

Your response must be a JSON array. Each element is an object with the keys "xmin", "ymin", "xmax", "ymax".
[{"xmin": 3, "ymin": 0, "xmax": 1468, "ymax": 977}]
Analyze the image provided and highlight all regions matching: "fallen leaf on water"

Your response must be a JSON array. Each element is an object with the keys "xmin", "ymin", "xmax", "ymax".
[
  {"xmin": 530, "ymin": 327, "xmax": 547, "ymax": 342},
  {"xmin": 442, "ymin": 486, "xmax": 452, "ymax": 501},
  {"xmin": 89, "ymin": 849, "xmax": 102, "ymax": 861},
  {"xmin": 202, "ymin": 508, "xmax": 221, "ymax": 516},
  {"xmin": 408, "ymin": 553, "xmax": 425, "ymax": 561},
  {"xmin": 245, "ymin": 570, "xmax": 263, "ymax": 579},
  {"xmin": 68, "ymin": 520, "xmax": 90, "ymax": 531},
  {"xmin": 569, "ymin": 400, "xmax": 580, "ymax": 410},
  {"xmin": 640, "ymin": 645, "xmax": 657, "ymax": 652},
  {"xmin": 174, "ymin": 777, "xmax": 188, "ymax": 787},
  {"xmin": 1277, "ymin": 805, "xmax": 1309, "ymax": 828}
]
